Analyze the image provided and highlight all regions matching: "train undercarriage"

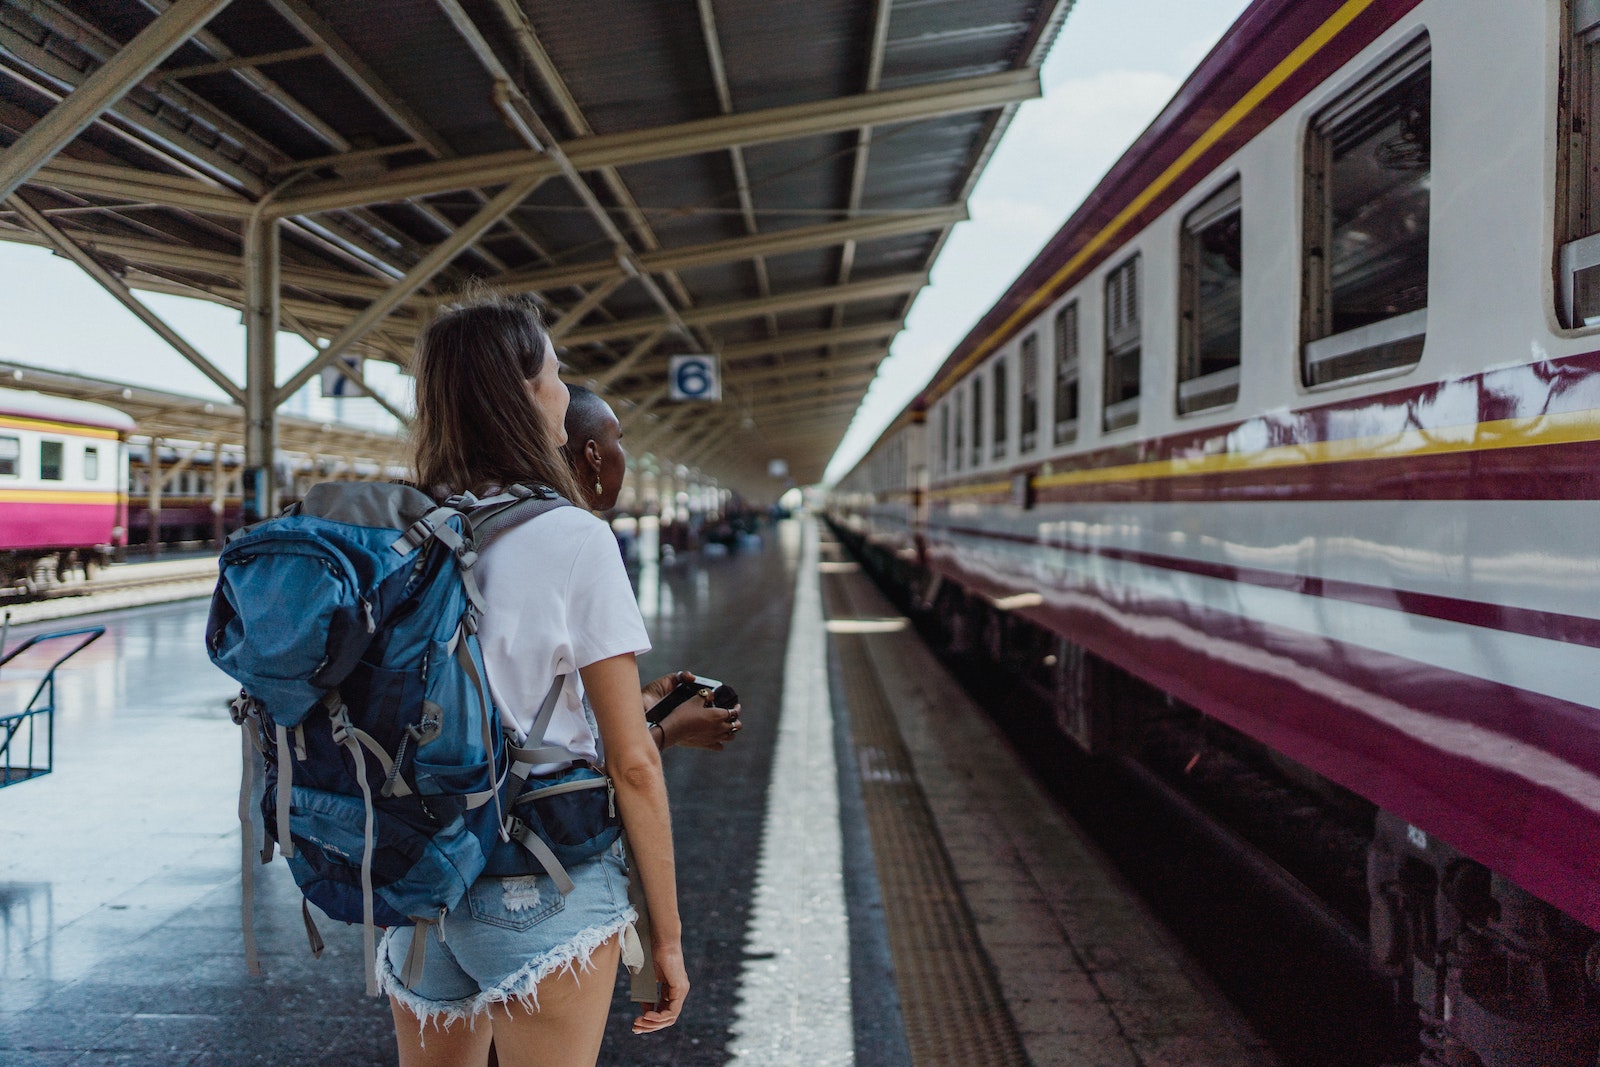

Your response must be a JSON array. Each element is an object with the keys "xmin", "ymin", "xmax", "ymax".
[{"xmin": 831, "ymin": 522, "xmax": 1600, "ymax": 1067}]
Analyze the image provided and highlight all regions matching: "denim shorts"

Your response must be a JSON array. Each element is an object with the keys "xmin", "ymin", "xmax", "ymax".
[{"xmin": 378, "ymin": 839, "xmax": 637, "ymax": 1027}]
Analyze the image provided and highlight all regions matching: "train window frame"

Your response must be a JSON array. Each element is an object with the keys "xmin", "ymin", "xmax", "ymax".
[
  {"xmin": 1558, "ymin": 0, "xmax": 1600, "ymax": 327},
  {"xmin": 1019, "ymin": 333, "xmax": 1039, "ymax": 453},
  {"xmin": 969, "ymin": 373, "xmax": 984, "ymax": 468},
  {"xmin": 39, "ymin": 439, "xmax": 63, "ymax": 482},
  {"xmin": 953, "ymin": 387, "xmax": 966, "ymax": 473},
  {"xmin": 0, "ymin": 436, "xmax": 18, "ymax": 477},
  {"xmin": 939, "ymin": 401, "xmax": 950, "ymax": 475},
  {"xmin": 83, "ymin": 446, "xmax": 99, "ymax": 482},
  {"xmin": 1103, "ymin": 254, "xmax": 1142, "ymax": 431},
  {"xmin": 992, "ymin": 354, "xmax": 1009, "ymax": 461},
  {"xmin": 1300, "ymin": 33, "xmax": 1431, "ymax": 388},
  {"xmin": 1178, "ymin": 178, "xmax": 1243, "ymax": 414},
  {"xmin": 1054, "ymin": 302, "xmax": 1080, "ymax": 444}
]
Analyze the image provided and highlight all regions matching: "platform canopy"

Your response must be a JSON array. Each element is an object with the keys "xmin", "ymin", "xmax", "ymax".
[{"xmin": 0, "ymin": 0, "xmax": 1067, "ymax": 497}]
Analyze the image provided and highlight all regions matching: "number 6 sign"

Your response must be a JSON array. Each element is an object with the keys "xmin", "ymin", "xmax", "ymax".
[{"xmin": 668, "ymin": 354, "xmax": 722, "ymax": 401}]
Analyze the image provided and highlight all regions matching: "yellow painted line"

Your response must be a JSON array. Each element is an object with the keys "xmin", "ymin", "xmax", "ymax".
[
  {"xmin": 929, "ymin": 0, "xmax": 1379, "ymax": 401},
  {"xmin": 0, "ymin": 415, "xmax": 122, "ymax": 440},
  {"xmin": 0, "ymin": 489, "xmax": 122, "ymax": 504},
  {"xmin": 940, "ymin": 479, "xmax": 1012, "ymax": 498},
  {"xmin": 926, "ymin": 408, "xmax": 1600, "ymax": 499}
]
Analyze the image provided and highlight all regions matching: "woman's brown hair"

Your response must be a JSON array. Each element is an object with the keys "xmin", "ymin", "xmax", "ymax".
[{"xmin": 410, "ymin": 291, "xmax": 585, "ymax": 503}]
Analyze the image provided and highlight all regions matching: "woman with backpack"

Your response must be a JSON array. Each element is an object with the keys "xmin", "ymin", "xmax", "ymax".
[{"xmin": 382, "ymin": 293, "xmax": 688, "ymax": 1066}]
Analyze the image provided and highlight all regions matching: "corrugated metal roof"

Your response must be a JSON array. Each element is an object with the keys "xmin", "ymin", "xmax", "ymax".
[{"xmin": 0, "ymin": 0, "xmax": 1071, "ymax": 496}]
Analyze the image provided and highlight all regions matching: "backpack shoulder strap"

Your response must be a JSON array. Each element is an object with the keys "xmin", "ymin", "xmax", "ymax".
[{"xmin": 463, "ymin": 484, "xmax": 573, "ymax": 550}]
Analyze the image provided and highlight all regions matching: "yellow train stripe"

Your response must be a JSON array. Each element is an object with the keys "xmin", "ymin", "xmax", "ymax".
[
  {"xmin": 929, "ymin": 0, "xmax": 1379, "ymax": 400},
  {"xmin": 0, "ymin": 415, "xmax": 122, "ymax": 440},
  {"xmin": 0, "ymin": 489, "xmax": 123, "ymax": 505},
  {"xmin": 927, "ymin": 407, "xmax": 1600, "ymax": 500}
]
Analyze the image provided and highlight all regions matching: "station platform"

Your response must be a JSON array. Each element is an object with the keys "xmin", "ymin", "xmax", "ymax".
[{"xmin": 0, "ymin": 517, "xmax": 1273, "ymax": 1066}]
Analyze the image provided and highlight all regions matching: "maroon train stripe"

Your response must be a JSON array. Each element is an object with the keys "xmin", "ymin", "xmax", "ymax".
[
  {"xmin": 928, "ymin": 348, "xmax": 1600, "ymax": 502},
  {"xmin": 928, "ymin": 521, "xmax": 1600, "ymax": 651},
  {"xmin": 925, "ymin": 0, "xmax": 1427, "ymax": 395},
  {"xmin": 921, "ymin": 546, "xmax": 1600, "ymax": 930}
]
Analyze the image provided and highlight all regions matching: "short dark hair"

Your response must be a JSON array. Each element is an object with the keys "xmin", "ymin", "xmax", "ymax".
[{"xmin": 562, "ymin": 385, "xmax": 615, "ymax": 458}]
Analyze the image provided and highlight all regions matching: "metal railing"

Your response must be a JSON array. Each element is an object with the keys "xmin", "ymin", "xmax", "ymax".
[{"xmin": 0, "ymin": 624, "xmax": 106, "ymax": 789}]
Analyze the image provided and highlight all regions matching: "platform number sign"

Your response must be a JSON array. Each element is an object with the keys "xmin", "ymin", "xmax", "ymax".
[{"xmin": 669, "ymin": 354, "xmax": 721, "ymax": 401}]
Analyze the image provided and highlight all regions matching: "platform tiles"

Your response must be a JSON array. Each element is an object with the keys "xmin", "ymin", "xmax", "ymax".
[{"xmin": 817, "ymin": 526, "xmax": 1278, "ymax": 1067}]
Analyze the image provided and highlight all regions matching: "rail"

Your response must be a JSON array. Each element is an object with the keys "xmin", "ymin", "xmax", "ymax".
[{"xmin": 0, "ymin": 625, "xmax": 106, "ymax": 789}]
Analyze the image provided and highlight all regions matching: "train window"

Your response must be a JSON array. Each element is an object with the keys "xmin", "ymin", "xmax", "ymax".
[
  {"xmin": 992, "ymin": 356, "xmax": 1009, "ymax": 460},
  {"xmin": 970, "ymin": 375, "xmax": 984, "ymax": 468},
  {"xmin": 1103, "ymin": 255, "xmax": 1141, "ymax": 431},
  {"xmin": 0, "ymin": 436, "xmax": 17, "ymax": 477},
  {"xmin": 1054, "ymin": 303, "xmax": 1080, "ymax": 444},
  {"xmin": 83, "ymin": 446, "xmax": 99, "ymax": 481},
  {"xmin": 1178, "ymin": 179, "xmax": 1243, "ymax": 413},
  {"xmin": 40, "ymin": 440, "xmax": 63, "ymax": 481},
  {"xmin": 1019, "ymin": 333, "xmax": 1039, "ymax": 452},
  {"xmin": 1559, "ymin": 2, "xmax": 1600, "ymax": 326},
  {"xmin": 1301, "ymin": 35, "xmax": 1430, "ymax": 385}
]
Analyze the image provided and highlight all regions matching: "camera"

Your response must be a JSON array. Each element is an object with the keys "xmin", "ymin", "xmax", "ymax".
[{"xmin": 646, "ymin": 674, "xmax": 738, "ymax": 724}]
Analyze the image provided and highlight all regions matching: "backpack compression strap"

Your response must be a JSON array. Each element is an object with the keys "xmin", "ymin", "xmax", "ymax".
[{"xmin": 501, "ymin": 674, "xmax": 592, "ymax": 896}]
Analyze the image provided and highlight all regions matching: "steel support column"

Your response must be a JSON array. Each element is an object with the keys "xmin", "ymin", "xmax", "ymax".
[
  {"xmin": 244, "ymin": 214, "xmax": 280, "ymax": 521},
  {"xmin": 0, "ymin": 0, "xmax": 236, "ymax": 204}
]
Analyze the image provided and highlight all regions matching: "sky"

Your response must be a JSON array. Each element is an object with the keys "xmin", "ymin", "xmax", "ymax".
[{"xmin": 0, "ymin": 0, "xmax": 1253, "ymax": 468}]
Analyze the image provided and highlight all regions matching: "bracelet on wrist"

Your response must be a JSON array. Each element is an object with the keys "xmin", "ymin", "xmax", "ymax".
[{"xmin": 649, "ymin": 720, "xmax": 665, "ymax": 748}]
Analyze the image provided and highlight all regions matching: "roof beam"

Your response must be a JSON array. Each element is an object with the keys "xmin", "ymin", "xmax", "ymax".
[
  {"xmin": 273, "ymin": 174, "xmax": 546, "ymax": 404},
  {"xmin": 27, "ymin": 158, "xmax": 251, "ymax": 216},
  {"xmin": 719, "ymin": 322, "xmax": 903, "ymax": 365},
  {"xmin": 161, "ymin": 44, "xmax": 325, "ymax": 80},
  {"xmin": 0, "ymin": 0, "xmax": 237, "ymax": 204},
  {"xmin": 269, "ymin": 68, "xmax": 1041, "ymax": 215},
  {"xmin": 561, "ymin": 272, "xmax": 927, "ymax": 346},
  {"xmin": 8, "ymin": 192, "xmax": 245, "ymax": 403},
  {"xmin": 500, "ymin": 206, "xmax": 964, "ymax": 294}
]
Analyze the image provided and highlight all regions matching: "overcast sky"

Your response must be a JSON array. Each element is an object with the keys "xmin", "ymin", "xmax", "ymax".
[{"xmin": 0, "ymin": 0, "xmax": 1252, "ymax": 467}]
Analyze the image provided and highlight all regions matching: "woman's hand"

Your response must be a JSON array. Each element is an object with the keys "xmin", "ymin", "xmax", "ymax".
[
  {"xmin": 640, "ymin": 669, "xmax": 744, "ymax": 750},
  {"xmin": 640, "ymin": 670, "xmax": 695, "ymax": 716},
  {"xmin": 631, "ymin": 940, "xmax": 690, "ymax": 1034},
  {"xmin": 660, "ymin": 699, "xmax": 743, "ymax": 751}
]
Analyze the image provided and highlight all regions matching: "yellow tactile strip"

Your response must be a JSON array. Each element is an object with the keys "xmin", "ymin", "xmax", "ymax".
[{"xmin": 821, "ymin": 539, "xmax": 1031, "ymax": 1067}]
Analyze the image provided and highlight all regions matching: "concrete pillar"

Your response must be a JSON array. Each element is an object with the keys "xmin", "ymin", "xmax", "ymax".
[{"xmin": 243, "ymin": 214, "xmax": 280, "ymax": 521}]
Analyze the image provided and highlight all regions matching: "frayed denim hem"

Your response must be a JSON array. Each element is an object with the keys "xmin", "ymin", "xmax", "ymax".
[{"xmin": 378, "ymin": 908, "xmax": 638, "ymax": 1034}]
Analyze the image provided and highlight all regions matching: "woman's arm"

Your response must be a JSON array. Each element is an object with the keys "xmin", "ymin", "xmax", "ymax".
[{"xmin": 580, "ymin": 652, "xmax": 690, "ymax": 1033}]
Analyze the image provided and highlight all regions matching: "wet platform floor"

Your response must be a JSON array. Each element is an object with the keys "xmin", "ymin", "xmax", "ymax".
[{"xmin": 0, "ymin": 517, "xmax": 1268, "ymax": 1066}]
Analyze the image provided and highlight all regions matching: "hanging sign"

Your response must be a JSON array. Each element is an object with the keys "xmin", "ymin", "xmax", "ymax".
[
  {"xmin": 668, "ymin": 354, "xmax": 721, "ymax": 401},
  {"xmin": 320, "ymin": 354, "xmax": 363, "ymax": 398}
]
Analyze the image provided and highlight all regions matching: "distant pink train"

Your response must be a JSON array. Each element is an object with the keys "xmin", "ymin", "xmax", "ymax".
[{"xmin": 0, "ymin": 387, "xmax": 131, "ymax": 588}]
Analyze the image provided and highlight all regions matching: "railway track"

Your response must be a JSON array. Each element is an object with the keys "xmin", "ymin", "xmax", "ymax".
[{"xmin": 0, "ymin": 558, "xmax": 217, "ymax": 623}]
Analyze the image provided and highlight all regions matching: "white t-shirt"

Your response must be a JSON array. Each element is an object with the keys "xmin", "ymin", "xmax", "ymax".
[{"xmin": 474, "ymin": 505, "xmax": 649, "ymax": 770}]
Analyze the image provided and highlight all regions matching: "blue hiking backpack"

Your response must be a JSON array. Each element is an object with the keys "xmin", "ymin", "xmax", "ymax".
[{"xmin": 206, "ymin": 481, "xmax": 613, "ymax": 993}]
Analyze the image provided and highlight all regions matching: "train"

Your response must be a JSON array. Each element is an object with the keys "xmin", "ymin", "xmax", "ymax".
[
  {"xmin": 828, "ymin": 1, "xmax": 1600, "ymax": 1063},
  {"xmin": 0, "ymin": 387, "xmax": 131, "ymax": 588},
  {"xmin": 0, "ymin": 388, "xmax": 333, "ymax": 586}
]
